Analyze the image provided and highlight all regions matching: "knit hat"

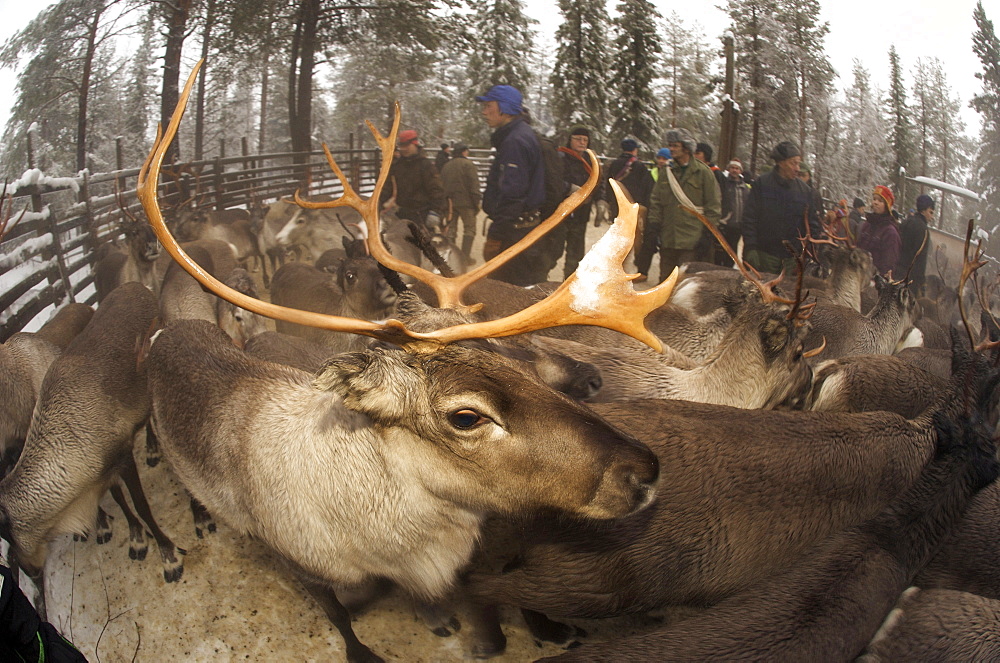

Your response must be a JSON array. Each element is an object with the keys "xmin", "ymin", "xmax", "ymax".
[
  {"xmin": 656, "ymin": 148, "xmax": 672, "ymax": 160},
  {"xmin": 727, "ymin": 159, "xmax": 743, "ymax": 170},
  {"xmin": 570, "ymin": 125, "xmax": 591, "ymax": 138},
  {"xmin": 664, "ymin": 128, "xmax": 696, "ymax": 155},
  {"xmin": 873, "ymin": 185, "xmax": 895, "ymax": 210},
  {"xmin": 621, "ymin": 138, "xmax": 638, "ymax": 152},
  {"xmin": 853, "ymin": 197, "xmax": 865, "ymax": 209},
  {"xmin": 916, "ymin": 194, "xmax": 935, "ymax": 211},
  {"xmin": 695, "ymin": 142, "xmax": 714, "ymax": 162},
  {"xmin": 397, "ymin": 129, "xmax": 420, "ymax": 146},
  {"xmin": 475, "ymin": 85, "xmax": 523, "ymax": 116},
  {"xmin": 770, "ymin": 141, "xmax": 801, "ymax": 162}
]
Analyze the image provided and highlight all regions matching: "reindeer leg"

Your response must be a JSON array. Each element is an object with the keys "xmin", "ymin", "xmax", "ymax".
[
  {"xmin": 520, "ymin": 608, "xmax": 586, "ymax": 646},
  {"xmin": 144, "ymin": 420, "xmax": 161, "ymax": 467},
  {"xmin": 464, "ymin": 602, "xmax": 507, "ymax": 658},
  {"xmin": 118, "ymin": 456, "xmax": 185, "ymax": 582},
  {"xmin": 190, "ymin": 497, "xmax": 216, "ymax": 538},
  {"xmin": 109, "ymin": 483, "xmax": 147, "ymax": 560},
  {"xmin": 415, "ymin": 600, "xmax": 461, "ymax": 637},
  {"xmin": 94, "ymin": 506, "xmax": 113, "ymax": 544},
  {"xmin": 300, "ymin": 577, "xmax": 383, "ymax": 663}
]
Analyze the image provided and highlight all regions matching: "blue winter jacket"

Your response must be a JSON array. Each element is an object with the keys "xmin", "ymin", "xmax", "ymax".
[{"xmin": 482, "ymin": 116, "xmax": 545, "ymax": 240}]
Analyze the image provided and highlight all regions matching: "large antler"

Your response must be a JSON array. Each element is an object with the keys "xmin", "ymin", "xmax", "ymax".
[
  {"xmin": 957, "ymin": 219, "xmax": 999, "ymax": 353},
  {"xmin": 294, "ymin": 116, "xmax": 601, "ymax": 311},
  {"xmin": 138, "ymin": 61, "xmax": 679, "ymax": 354}
]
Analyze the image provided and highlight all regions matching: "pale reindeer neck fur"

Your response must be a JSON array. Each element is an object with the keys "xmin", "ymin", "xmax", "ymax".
[{"xmin": 154, "ymin": 352, "xmax": 485, "ymax": 600}]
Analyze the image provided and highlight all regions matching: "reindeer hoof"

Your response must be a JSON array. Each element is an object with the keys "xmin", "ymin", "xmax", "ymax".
[
  {"xmin": 163, "ymin": 558, "xmax": 184, "ymax": 583},
  {"xmin": 146, "ymin": 455, "xmax": 160, "ymax": 468},
  {"xmin": 74, "ymin": 533, "xmax": 88, "ymax": 542},
  {"xmin": 96, "ymin": 530, "xmax": 112, "ymax": 545},
  {"xmin": 430, "ymin": 616, "xmax": 462, "ymax": 638},
  {"xmin": 129, "ymin": 543, "xmax": 148, "ymax": 561}
]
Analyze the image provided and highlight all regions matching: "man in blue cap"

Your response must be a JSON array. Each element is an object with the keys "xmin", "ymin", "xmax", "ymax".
[{"xmin": 476, "ymin": 84, "xmax": 547, "ymax": 285}]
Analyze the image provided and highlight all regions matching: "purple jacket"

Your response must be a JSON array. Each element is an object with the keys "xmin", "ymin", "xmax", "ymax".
[{"xmin": 857, "ymin": 212, "xmax": 901, "ymax": 276}]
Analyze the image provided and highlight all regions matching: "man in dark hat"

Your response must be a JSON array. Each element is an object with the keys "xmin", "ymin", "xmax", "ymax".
[
  {"xmin": 896, "ymin": 193, "xmax": 934, "ymax": 294},
  {"xmin": 440, "ymin": 144, "xmax": 481, "ymax": 259},
  {"xmin": 741, "ymin": 140, "xmax": 822, "ymax": 274},
  {"xmin": 475, "ymin": 84, "xmax": 547, "ymax": 285},
  {"xmin": 555, "ymin": 125, "xmax": 603, "ymax": 278},
  {"xmin": 378, "ymin": 129, "xmax": 447, "ymax": 228},
  {"xmin": 848, "ymin": 197, "xmax": 866, "ymax": 241},
  {"xmin": 603, "ymin": 137, "xmax": 655, "ymax": 274},
  {"xmin": 435, "ymin": 142, "xmax": 452, "ymax": 172}
]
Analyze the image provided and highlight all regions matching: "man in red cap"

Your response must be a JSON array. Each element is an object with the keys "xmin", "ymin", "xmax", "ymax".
[{"xmin": 379, "ymin": 129, "xmax": 446, "ymax": 229}]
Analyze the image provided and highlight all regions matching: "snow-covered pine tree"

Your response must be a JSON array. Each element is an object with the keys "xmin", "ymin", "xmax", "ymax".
[
  {"xmin": 778, "ymin": 0, "xmax": 833, "ymax": 162},
  {"xmin": 971, "ymin": 0, "xmax": 1000, "ymax": 250},
  {"xmin": 886, "ymin": 45, "xmax": 913, "ymax": 195},
  {"xmin": 657, "ymin": 12, "xmax": 717, "ymax": 149},
  {"xmin": 551, "ymin": 0, "xmax": 610, "ymax": 145},
  {"xmin": 465, "ymin": 0, "xmax": 537, "ymax": 143},
  {"xmin": 607, "ymin": 0, "xmax": 662, "ymax": 151}
]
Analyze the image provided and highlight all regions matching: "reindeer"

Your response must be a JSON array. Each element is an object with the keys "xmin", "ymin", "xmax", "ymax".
[
  {"xmin": 0, "ymin": 303, "xmax": 94, "ymax": 476},
  {"xmin": 858, "ymin": 588, "xmax": 1000, "ymax": 661},
  {"xmin": 137, "ymin": 63, "xmax": 675, "ymax": 663},
  {"xmin": 93, "ymin": 189, "xmax": 162, "ymax": 302},
  {"xmin": 0, "ymin": 282, "xmax": 184, "ymax": 618},
  {"xmin": 540, "ymin": 405, "xmax": 999, "ymax": 661}
]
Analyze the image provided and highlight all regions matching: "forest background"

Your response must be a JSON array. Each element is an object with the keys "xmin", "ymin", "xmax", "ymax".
[{"xmin": 0, "ymin": 0, "xmax": 997, "ymax": 255}]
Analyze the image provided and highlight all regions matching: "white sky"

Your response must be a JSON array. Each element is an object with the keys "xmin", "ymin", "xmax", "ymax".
[{"xmin": 0, "ymin": 0, "xmax": 989, "ymax": 148}]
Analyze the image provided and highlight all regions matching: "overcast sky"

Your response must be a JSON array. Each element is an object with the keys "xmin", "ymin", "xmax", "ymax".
[{"xmin": 0, "ymin": 0, "xmax": 989, "ymax": 156}]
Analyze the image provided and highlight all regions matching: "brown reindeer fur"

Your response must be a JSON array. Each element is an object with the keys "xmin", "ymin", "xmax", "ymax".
[{"xmin": 807, "ymin": 354, "xmax": 947, "ymax": 418}]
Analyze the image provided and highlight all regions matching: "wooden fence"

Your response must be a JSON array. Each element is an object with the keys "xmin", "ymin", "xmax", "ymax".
[
  {"xmin": 0, "ymin": 146, "xmax": 496, "ymax": 341},
  {"xmin": 0, "ymin": 147, "xmax": 389, "ymax": 342}
]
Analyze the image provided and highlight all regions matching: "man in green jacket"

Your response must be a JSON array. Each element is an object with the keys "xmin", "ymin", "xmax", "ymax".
[{"xmin": 647, "ymin": 128, "xmax": 721, "ymax": 282}]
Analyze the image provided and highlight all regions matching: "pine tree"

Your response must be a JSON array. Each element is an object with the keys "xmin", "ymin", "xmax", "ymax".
[
  {"xmin": 550, "ymin": 0, "xmax": 610, "ymax": 144},
  {"xmin": 725, "ymin": 0, "xmax": 797, "ymax": 175},
  {"xmin": 464, "ymin": 0, "xmax": 537, "ymax": 142},
  {"xmin": 971, "ymin": 0, "xmax": 1000, "ymax": 246},
  {"xmin": 0, "ymin": 0, "xmax": 140, "ymax": 174},
  {"xmin": 823, "ymin": 61, "xmax": 888, "ymax": 202},
  {"xmin": 886, "ymin": 45, "xmax": 912, "ymax": 195},
  {"xmin": 659, "ymin": 13, "xmax": 717, "ymax": 148},
  {"xmin": 778, "ymin": 0, "xmax": 833, "ymax": 158},
  {"xmin": 607, "ymin": 0, "xmax": 662, "ymax": 150}
]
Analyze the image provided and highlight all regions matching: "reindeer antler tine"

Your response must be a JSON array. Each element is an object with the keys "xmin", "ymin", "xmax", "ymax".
[
  {"xmin": 957, "ymin": 219, "xmax": 990, "ymax": 351},
  {"xmin": 803, "ymin": 335, "xmax": 826, "ymax": 358},
  {"xmin": 414, "ymin": 180, "xmax": 679, "ymax": 352}
]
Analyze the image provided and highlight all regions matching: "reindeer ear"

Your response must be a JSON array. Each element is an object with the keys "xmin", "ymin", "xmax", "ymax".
[
  {"xmin": 760, "ymin": 316, "xmax": 791, "ymax": 361},
  {"xmin": 312, "ymin": 348, "xmax": 423, "ymax": 418}
]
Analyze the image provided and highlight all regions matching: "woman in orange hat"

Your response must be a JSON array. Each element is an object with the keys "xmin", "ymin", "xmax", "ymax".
[{"xmin": 856, "ymin": 185, "xmax": 901, "ymax": 276}]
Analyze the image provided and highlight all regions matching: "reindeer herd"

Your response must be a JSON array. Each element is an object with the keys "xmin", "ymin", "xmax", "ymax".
[{"xmin": 2, "ymin": 64, "xmax": 1000, "ymax": 662}]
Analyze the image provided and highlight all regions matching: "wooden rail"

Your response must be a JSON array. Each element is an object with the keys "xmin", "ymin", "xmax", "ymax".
[{"xmin": 0, "ymin": 148, "xmax": 494, "ymax": 341}]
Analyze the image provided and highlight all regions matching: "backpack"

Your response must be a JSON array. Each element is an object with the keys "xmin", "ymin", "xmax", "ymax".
[{"xmin": 535, "ymin": 131, "xmax": 568, "ymax": 219}]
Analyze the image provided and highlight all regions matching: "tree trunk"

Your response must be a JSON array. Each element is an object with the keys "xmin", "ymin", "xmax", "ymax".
[
  {"xmin": 160, "ymin": 0, "xmax": 192, "ymax": 165},
  {"xmin": 194, "ymin": 0, "xmax": 217, "ymax": 161},
  {"xmin": 76, "ymin": 6, "xmax": 104, "ymax": 173},
  {"xmin": 289, "ymin": 0, "xmax": 320, "ymax": 167}
]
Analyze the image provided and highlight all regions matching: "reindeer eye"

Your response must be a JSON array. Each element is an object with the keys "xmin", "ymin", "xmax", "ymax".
[
  {"xmin": 448, "ymin": 409, "xmax": 489, "ymax": 430},
  {"xmin": 345, "ymin": 271, "xmax": 356, "ymax": 283}
]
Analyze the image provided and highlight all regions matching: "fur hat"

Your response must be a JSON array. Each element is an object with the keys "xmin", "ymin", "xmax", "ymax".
[
  {"xmin": 873, "ymin": 185, "xmax": 895, "ymax": 210},
  {"xmin": 664, "ymin": 128, "xmax": 696, "ymax": 155},
  {"xmin": 570, "ymin": 125, "xmax": 591, "ymax": 138},
  {"xmin": 770, "ymin": 141, "xmax": 801, "ymax": 162}
]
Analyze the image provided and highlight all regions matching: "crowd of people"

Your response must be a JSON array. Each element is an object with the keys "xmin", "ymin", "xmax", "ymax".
[{"xmin": 380, "ymin": 83, "xmax": 935, "ymax": 293}]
